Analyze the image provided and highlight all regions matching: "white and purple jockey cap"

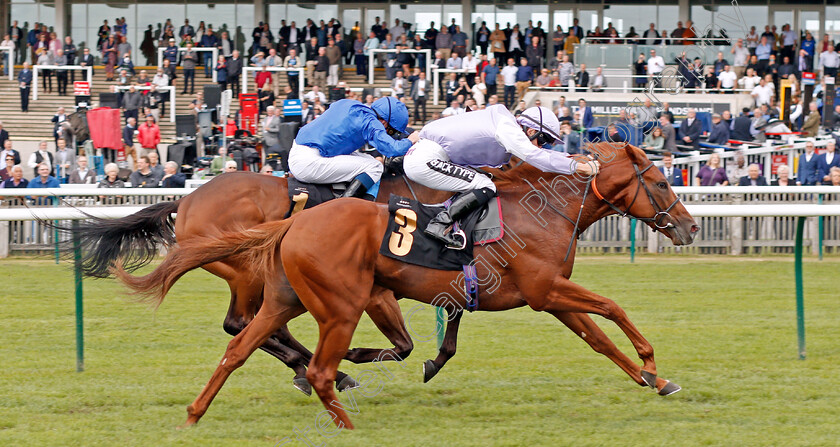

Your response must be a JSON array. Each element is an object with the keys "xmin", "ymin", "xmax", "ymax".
[{"xmin": 516, "ymin": 106, "xmax": 563, "ymax": 142}]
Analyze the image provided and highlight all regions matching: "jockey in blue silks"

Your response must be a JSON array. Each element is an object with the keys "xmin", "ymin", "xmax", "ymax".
[{"xmin": 289, "ymin": 97, "xmax": 420, "ymax": 199}]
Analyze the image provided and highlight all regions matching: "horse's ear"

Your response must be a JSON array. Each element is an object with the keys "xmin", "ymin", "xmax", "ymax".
[{"xmin": 622, "ymin": 143, "xmax": 647, "ymax": 164}]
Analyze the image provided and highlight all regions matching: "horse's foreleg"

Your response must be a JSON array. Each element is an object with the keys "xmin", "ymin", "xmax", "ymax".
[
  {"xmin": 526, "ymin": 276, "xmax": 678, "ymax": 394},
  {"xmin": 344, "ymin": 287, "xmax": 414, "ymax": 363},
  {"xmin": 182, "ymin": 301, "xmax": 305, "ymax": 429},
  {"xmin": 550, "ymin": 311, "xmax": 671, "ymax": 391},
  {"xmin": 422, "ymin": 306, "xmax": 462, "ymax": 383}
]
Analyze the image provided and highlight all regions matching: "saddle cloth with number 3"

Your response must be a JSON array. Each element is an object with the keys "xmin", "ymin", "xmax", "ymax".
[{"xmin": 379, "ymin": 194, "xmax": 501, "ymax": 271}]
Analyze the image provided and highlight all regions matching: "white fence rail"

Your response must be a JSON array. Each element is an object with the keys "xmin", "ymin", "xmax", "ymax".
[
  {"xmin": 665, "ymin": 137, "xmax": 835, "ymax": 183},
  {"xmin": 3, "ymin": 186, "xmax": 840, "ymax": 257}
]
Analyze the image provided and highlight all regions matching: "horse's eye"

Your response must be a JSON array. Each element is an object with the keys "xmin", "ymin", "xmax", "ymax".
[{"xmin": 657, "ymin": 181, "xmax": 668, "ymax": 190}]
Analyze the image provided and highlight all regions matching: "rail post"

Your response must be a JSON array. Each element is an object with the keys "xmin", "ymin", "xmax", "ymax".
[
  {"xmin": 53, "ymin": 198, "xmax": 60, "ymax": 264},
  {"xmin": 72, "ymin": 220, "xmax": 84, "ymax": 372},
  {"xmin": 818, "ymin": 194, "xmax": 824, "ymax": 261},
  {"xmin": 629, "ymin": 218, "xmax": 637, "ymax": 263},
  {"xmin": 436, "ymin": 307, "xmax": 445, "ymax": 349},
  {"xmin": 794, "ymin": 216, "xmax": 806, "ymax": 360}
]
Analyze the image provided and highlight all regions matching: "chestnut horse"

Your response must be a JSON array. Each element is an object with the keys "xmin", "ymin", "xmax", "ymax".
[
  {"xmin": 72, "ymin": 170, "xmax": 451, "ymax": 395},
  {"xmin": 115, "ymin": 143, "xmax": 700, "ymax": 428}
]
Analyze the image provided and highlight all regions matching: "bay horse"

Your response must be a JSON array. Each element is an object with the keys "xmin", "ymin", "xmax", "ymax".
[{"xmin": 114, "ymin": 143, "xmax": 700, "ymax": 428}]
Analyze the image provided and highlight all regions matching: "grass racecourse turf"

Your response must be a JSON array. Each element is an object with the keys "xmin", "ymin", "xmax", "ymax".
[{"xmin": 1, "ymin": 255, "xmax": 839, "ymax": 446}]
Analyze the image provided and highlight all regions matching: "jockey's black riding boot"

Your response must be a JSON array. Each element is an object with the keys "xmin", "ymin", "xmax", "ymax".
[
  {"xmin": 341, "ymin": 178, "xmax": 375, "ymax": 201},
  {"xmin": 425, "ymin": 187, "xmax": 496, "ymax": 249}
]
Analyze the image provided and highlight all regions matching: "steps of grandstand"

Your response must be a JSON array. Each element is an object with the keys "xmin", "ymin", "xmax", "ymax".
[{"xmin": 0, "ymin": 65, "xmax": 446, "ymax": 142}]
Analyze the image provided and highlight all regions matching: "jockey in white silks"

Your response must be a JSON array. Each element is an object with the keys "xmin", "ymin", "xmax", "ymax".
[{"xmin": 403, "ymin": 105, "xmax": 600, "ymax": 248}]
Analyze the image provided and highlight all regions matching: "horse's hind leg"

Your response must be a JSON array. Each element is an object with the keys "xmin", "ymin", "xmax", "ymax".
[
  {"xmin": 344, "ymin": 286, "xmax": 414, "ymax": 364},
  {"xmin": 223, "ymin": 276, "xmax": 357, "ymax": 395},
  {"xmin": 181, "ymin": 290, "xmax": 306, "ymax": 428},
  {"xmin": 272, "ymin": 325, "xmax": 360, "ymax": 393},
  {"xmin": 550, "ymin": 311, "xmax": 676, "ymax": 394}
]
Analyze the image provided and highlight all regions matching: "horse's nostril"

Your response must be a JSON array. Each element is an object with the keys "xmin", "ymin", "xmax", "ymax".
[{"xmin": 690, "ymin": 225, "xmax": 701, "ymax": 233}]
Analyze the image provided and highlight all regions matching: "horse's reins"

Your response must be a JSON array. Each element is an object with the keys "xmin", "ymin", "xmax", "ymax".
[{"xmin": 590, "ymin": 161, "xmax": 681, "ymax": 231}]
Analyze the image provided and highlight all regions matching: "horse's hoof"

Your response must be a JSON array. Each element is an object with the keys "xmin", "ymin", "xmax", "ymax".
[
  {"xmin": 641, "ymin": 370, "xmax": 657, "ymax": 389},
  {"xmin": 658, "ymin": 381, "xmax": 681, "ymax": 396},
  {"xmin": 337, "ymin": 375, "xmax": 361, "ymax": 392},
  {"xmin": 293, "ymin": 377, "xmax": 312, "ymax": 396},
  {"xmin": 177, "ymin": 417, "xmax": 198, "ymax": 430},
  {"xmin": 423, "ymin": 359, "xmax": 438, "ymax": 383}
]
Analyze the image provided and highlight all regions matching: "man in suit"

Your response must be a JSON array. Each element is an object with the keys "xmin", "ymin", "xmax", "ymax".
[
  {"xmin": 557, "ymin": 121, "xmax": 581, "ymax": 154},
  {"xmin": 730, "ymin": 108, "xmax": 754, "ymax": 141},
  {"xmin": 227, "ymin": 50, "xmax": 243, "ymax": 97},
  {"xmin": 68, "ymin": 155, "xmax": 96, "ymax": 184},
  {"xmin": 578, "ymin": 98, "xmax": 593, "ymax": 128},
  {"xmin": 280, "ymin": 21, "xmax": 301, "ymax": 54},
  {"xmin": 51, "ymin": 107, "xmax": 68, "ymax": 145},
  {"xmin": 8, "ymin": 20, "xmax": 23, "ymax": 64},
  {"xmin": 301, "ymin": 20, "xmax": 317, "ymax": 46},
  {"xmin": 817, "ymin": 139, "xmax": 840, "ymax": 184},
  {"xmin": 569, "ymin": 18, "xmax": 584, "ymax": 39},
  {"xmin": 299, "ymin": 100, "xmax": 315, "ymax": 125},
  {"xmin": 180, "ymin": 43, "xmax": 198, "ymax": 94},
  {"xmin": 659, "ymin": 151, "xmax": 684, "ymax": 186},
  {"xmin": 678, "ymin": 109, "xmax": 702, "ymax": 150},
  {"xmin": 659, "ymin": 115, "xmax": 677, "ymax": 152},
  {"xmin": 262, "ymin": 106, "xmax": 281, "ymax": 150},
  {"xmin": 18, "ymin": 62, "xmax": 32, "ymax": 112},
  {"xmin": 121, "ymin": 117, "xmax": 137, "ymax": 166},
  {"xmin": 797, "ymin": 140, "xmax": 820, "ymax": 185},
  {"xmin": 738, "ymin": 163, "xmax": 767, "ymax": 186},
  {"xmin": 801, "ymin": 102, "xmax": 821, "ymax": 137},
  {"xmin": 53, "ymin": 137, "xmax": 76, "ymax": 181},
  {"xmin": 796, "ymin": 49, "xmax": 812, "ymax": 79},
  {"xmin": 161, "ymin": 161, "xmax": 186, "ymax": 188},
  {"xmin": 708, "ymin": 113, "xmax": 730, "ymax": 145},
  {"xmin": 78, "ymin": 47, "xmax": 95, "ymax": 75},
  {"xmin": 178, "ymin": 19, "xmax": 195, "ymax": 42},
  {"xmin": 409, "ymin": 69, "xmax": 429, "ymax": 124},
  {"xmin": 575, "ymin": 64, "xmax": 590, "ymax": 92}
]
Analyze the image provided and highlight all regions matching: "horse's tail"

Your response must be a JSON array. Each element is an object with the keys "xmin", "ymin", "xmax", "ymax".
[
  {"xmin": 114, "ymin": 217, "xmax": 297, "ymax": 308},
  {"xmin": 71, "ymin": 200, "xmax": 180, "ymax": 278}
]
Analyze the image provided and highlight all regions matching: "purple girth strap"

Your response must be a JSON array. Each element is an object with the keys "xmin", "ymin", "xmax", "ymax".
[{"xmin": 463, "ymin": 264, "xmax": 479, "ymax": 312}]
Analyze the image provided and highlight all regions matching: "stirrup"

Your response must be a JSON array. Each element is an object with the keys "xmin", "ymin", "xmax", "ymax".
[{"xmin": 445, "ymin": 229, "xmax": 467, "ymax": 250}]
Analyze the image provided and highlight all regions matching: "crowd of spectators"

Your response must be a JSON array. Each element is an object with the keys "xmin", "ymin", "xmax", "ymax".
[{"xmin": 6, "ymin": 15, "xmax": 840, "ymax": 189}]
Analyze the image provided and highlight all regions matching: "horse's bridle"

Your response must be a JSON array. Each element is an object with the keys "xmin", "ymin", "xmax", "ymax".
[{"xmin": 590, "ymin": 161, "xmax": 681, "ymax": 231}]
